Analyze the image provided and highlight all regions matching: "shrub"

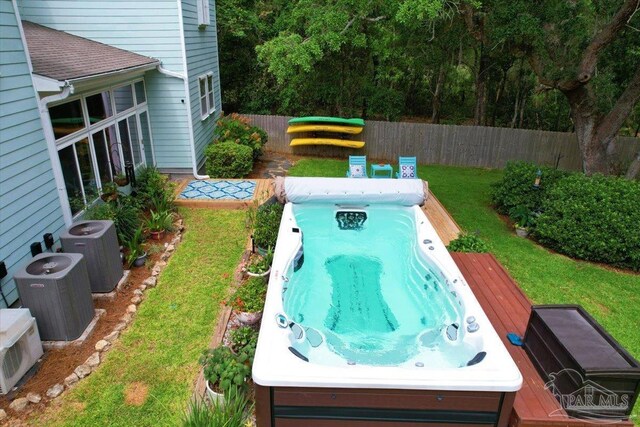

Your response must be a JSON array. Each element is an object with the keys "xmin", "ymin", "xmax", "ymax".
[
  {"xmin": 253, "ymin": 202, "xmax": 283, "ymax": 250},
  {"xmin": 85, "ymin": 196, "xmax": 141, "ymax": 245},
  {"xmin": 200, "ymin": 346, "xmax": 251, "ymax": 394},
  {"xmin": 491, "ymin": 161, "xmax": 571, "ymax": 215},
  {"xmin": 135, "ymin": 166, "xmax": 176, "ymax": 212},
  {"xmin": 205, "ymin": 142, "xmax": 253, "ymax": 178},
  {"xmin": 230, "ymin": 326, "xmax": 258, "ymax": 354},
  {"xmin": 214, "ymin": 113, "xmax": 268, "ymax": 160},
  {"xmin": 534, "ymin": 174, "xmax": 640, "ymax": 270},
  {"xmin": 230, "ymin": 277, "xmax": 267, "ymax": 313},
  {"xmin": 447, "ymin": 233, "xmax": 489, "ymax": 253}
]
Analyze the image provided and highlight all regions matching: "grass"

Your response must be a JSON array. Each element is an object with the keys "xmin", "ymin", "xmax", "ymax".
[
  {"xmin": 34, "ymin": 209, "xmax": 247, "ymax": 427},
  {"xmin": 289, "ymin": 158, "xmax": 640, "ymax": 423}
]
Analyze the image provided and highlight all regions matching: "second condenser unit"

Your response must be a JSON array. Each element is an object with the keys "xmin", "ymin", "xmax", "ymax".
[{"xmin": 60, "ymin": 220, "xmax": 123, "ymax": 293}]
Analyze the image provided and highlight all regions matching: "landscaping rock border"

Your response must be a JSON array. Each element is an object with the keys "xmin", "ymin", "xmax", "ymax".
[{"xmin": 2, "ymin": 223, "xmax": 185, "ymax": 421}]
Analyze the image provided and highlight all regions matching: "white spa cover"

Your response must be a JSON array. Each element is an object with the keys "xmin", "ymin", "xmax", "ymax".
[{"xmin": 280, "ymin": 177, "xmax": 427, "ymax": 206}]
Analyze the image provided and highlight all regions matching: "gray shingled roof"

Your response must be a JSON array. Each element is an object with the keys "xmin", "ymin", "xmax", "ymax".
[{"xmin": 22, "ymin": 21, "xmax": 159, "ymax": 81}]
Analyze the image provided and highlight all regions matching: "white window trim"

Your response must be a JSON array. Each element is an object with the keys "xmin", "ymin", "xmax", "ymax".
[{"xmin": 198, "ymin": 72, "xmax": 215, "ymax": 120}]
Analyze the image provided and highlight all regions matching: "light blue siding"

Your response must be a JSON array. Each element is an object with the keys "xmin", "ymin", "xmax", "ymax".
[
  {"xmin": 19, "ymin": 0, "xmax": 194, "ymax": 169},
  {"xmin": 181, "ymin": 0, "xmax": 222, "ymax": 166},
  {"xmin": 0, "ymin": 3, "xmax": 65, "ymax": 307}
]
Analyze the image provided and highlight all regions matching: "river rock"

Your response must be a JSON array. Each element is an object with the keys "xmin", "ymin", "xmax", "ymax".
[
  {"xmin": 46, "ymin": 384, "xmax": 64, "ymax": 398},
  {"xmin": 74, "ymin": 364, "xmax": 91, "ymax": 379},
  {"xmin": 26, "ymin": 392, "xmax": 41, "ymax": 404},
  {"xmin": 85, "ymin": 352, "xmax": 100, "ymax": 368},
  {"xmin": 64, "ymin": 373, "xmax": 79, "ymax": 387},
  {"xmin": 9, "ymin": 398, "xmax": 28, "ymax": 411},
  {"xmin": 95, "ymin": 340, "xmax": 110, "ymax": 351}
]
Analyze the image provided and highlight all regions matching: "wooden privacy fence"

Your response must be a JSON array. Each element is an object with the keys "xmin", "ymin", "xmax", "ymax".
[{"xmin": 244, "ymin": 114, "xmax": 640, "ymax": 171}]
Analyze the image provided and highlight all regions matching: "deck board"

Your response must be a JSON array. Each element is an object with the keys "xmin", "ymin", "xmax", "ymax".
[
  {"xmin": 451, "ymin": 253, "xmax": 634, "ymax": 427},
  {"xmin": 422, "ymin": 189, "xmax": 461, "ymax": 245}
]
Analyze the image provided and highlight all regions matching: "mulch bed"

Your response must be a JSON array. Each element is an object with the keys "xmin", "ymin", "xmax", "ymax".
[{"xmin": 0, "ymin": 227, "xmax": 180, "ymax": 423}]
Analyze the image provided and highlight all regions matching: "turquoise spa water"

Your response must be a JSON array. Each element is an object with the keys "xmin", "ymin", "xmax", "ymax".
[{"xmin": 283, "ymin": 204, "xmax": 469, "ymax": 367}]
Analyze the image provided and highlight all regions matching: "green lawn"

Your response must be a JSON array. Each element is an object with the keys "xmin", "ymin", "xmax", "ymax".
[
  {"xmin": 289, "ymin": 158, "xmax": 640, "ymax": 423},
  {"xmin": 35, "ymin": 209, "xmax": 247, "ymax": 427}
]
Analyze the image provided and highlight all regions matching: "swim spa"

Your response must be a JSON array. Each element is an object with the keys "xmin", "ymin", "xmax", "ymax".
[{"xmin": 253, "ymin": 177, "xmax": 522, "ymax": 427}]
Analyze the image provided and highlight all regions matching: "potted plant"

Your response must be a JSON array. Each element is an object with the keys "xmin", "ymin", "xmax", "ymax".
[
  {"xmin": 252, "ymin": 203, "xmax": 283, "ymax": 254},
  {"xmin": 145, "ymin": 210, "xmax": 174, "ymax": 240},
  {"xmin": 230, "ymin": 277, "xmax": 266, "ymax": 325},
  {"xmin": 200, "ymin": 346, "xmax": 251, "ymax": 404},
  {"xmin": 114, "ymin": 172, "xmax": 129, "ymax": 186},
  {"xmin": 115, "ymin": 172, "xmax": 132, "ymax": 195},
  {"xmin": 509, "ymin": 205, "xmax": 535, "ymax": 238},
  {"xmin": 100, "ymin": 182, "xmax": 118, "ymax": 202},
  {"xmin": 125, "ymin": 227, "xmax": 147, "ymax": 267},
  {"xmin": 229, "ymin": 326, "xmax": 258, "ymax": 355},
  {"xmin": 244, "ymin": 247, "xmax": 272, "ymax": 277}
]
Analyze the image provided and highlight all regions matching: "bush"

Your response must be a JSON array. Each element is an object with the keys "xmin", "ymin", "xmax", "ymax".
[
  {"xmin": 230, "ymin": 326, "xmax": 258, "ymax": 354},
  {"xmin": 85, "ymin": 196, "xmax": 141, "ymax": 245},
  {"xmin": 447, "ymin": 233, "xmax": 490, "ymax": 253},
  {"xmin": 534, "ymin": 174, "xmax": 640, "ymax": 270},
  {"xmin": 253, "ymin": 202, "xmax": 283, "ymax": 250},
  {"xmin": 135, "ymin": 166, "xmax": 175, "ymax": 212},
  {"xmin": 182, "ymin": 389, "xmax": 250, "ymax": 427},
  {"xmin": 205, "ymin": 142, "xmax": 253, "ymax": 178},
  {"xmin": 214, "ymin": 113, "xmax": 268, "ymax": 160},
  {"xmin": 491, "ymin": 161, "xmax": 571, "ymax": 215},
  {"xmin": 200, "ymin": 346, "xmax": 251, "ymax": 394},
  {"xmin": 230, "ymin": 277, "xmax": 267, "ymax": 313}
]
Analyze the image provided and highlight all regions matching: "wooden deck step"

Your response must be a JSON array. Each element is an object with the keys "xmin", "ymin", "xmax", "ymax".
[{"xmin": 451, "ymin": 253, "xmax": 634, "ymax": 427}]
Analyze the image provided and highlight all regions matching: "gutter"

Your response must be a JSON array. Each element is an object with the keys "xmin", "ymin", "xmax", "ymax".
[{"xmin": 157, "ymin": 64, "xmax": 209, "ymax": 180}]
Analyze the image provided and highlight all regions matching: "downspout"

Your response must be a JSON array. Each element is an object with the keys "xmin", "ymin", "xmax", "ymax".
[
  {"xmin": 157, "ymin": 65, "xmax": 209, "ymax": 179},
  {"xmin": 38, "ymin": 82, "xmax": 75, "ymax": 225}
]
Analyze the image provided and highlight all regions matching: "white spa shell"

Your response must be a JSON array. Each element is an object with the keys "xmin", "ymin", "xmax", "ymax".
[{"xmin": 253, "ymin": 178, "xmax": 522, "ymax": 392}]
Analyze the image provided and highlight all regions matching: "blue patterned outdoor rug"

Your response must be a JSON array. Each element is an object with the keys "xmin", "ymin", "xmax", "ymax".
[{"xmin": 179, "ymin": 180, "xmax": 256, "ymax": 200}]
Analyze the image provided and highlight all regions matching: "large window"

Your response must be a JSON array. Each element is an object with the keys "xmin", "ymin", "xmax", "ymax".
[
  {"xmin": 199, "ymin": 72, "xmax": 215, "ymax": 119},
  {"xmin": 49, "ymin": 80, "xmax": 153, "ymax": 217}
]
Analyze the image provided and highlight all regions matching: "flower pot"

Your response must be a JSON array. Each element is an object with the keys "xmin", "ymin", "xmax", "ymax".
[
  {"xmin": 118, "ymin": 183, "xmax": 132, "ymax": 196},
  {"xmin": 205, "ymin": 380, "xmax": 224, "ymax": 405},
  {"xmin": 515, "ymin": 227, "xmax": 529, "ymax": 238},
  {"xmin": 149, "ymin": 230, "xmax": 165, "ymax": 241},
  {"xmin": 245, "ymin": 267, "xmax": 271, "ymax": 278},
  {"xmin": 237, "ymin": 311, "xmax": 262, "ymax": 325},
  {"xmin": 133, "ymin": 252, "xmax": 147, "ymax": 267},
  {"xmin": 100, "ymin": 192, "xmax": 117, "ymax": 202}
]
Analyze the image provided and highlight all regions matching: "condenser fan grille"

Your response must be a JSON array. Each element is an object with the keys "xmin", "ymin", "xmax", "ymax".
[
  {"xmin": 68, "ymin": 222, "xmax": 105, "ymax": 236},
  {"xmin": 2, "ymin": 341, "xmax": 24, "ymax": 384},
  {"xmin": 25, "ymin": 256, "xmax": 72, "ymax": 275}
]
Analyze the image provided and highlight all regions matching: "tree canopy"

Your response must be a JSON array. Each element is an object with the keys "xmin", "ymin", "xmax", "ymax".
[{"xmin": 216, "ymin": 0, "xmax": 640, "ymax": 176}]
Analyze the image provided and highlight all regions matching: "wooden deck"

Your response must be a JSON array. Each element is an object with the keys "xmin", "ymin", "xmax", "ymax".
[
  {"xmin": 423, "ymin": 189, "xmax": 461, "ymax": 245},
  {"xmin": 174, "ymin": 179, "xmax": 273, "ymax": 209},
  {"xmin": 451, "ymin": 253, "xmax": 634, "ymax": 427}
]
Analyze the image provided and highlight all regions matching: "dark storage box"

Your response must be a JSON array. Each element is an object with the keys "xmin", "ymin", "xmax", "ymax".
[{"xmin": 524, "ymin": 305, "xmax": 640, "ymax": 420}]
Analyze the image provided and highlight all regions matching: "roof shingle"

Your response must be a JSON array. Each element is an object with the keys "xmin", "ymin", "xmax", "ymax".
[{"xmin": 22, "ymin": 21, "xmax": 159, "ymax": 81}]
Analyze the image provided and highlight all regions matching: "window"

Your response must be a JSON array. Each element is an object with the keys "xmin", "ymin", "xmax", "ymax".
[
  {"xmin": 49, "ymin": 100, "xmax": 85, "ymax": 139},
  {"xmin": 86, "ymin": 92, "xmax": 113, "ymax": 124},
  {"xmin": 113, "ymin": 84, "xmax": 134, "ymax": 112},
  {"xmin": 51, "ymin": 79, "xmax": 150, "ymax": 217},
  {"xmin": 135, "ymin": 81, "xmax": 146, "ymax": 104},
  {"xmin": 199, "ymin": 73, "xmax": 215, "ymax": 119},
  {"xmin": 57, "ymin": 139, "xmax": 98, "ymax": 216},
  {"xmin": 197, "ymin": 0, "xmax": 210, "ymax": 26}
]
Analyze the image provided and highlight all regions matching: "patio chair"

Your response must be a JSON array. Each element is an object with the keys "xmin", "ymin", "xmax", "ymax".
[
  {"xmin": 346, "ymin": 155, "xmax": 368, "ymax": 178},
  {"xmin": 396, "ymin": 156, "xmax": 417, "ymax": 179}
]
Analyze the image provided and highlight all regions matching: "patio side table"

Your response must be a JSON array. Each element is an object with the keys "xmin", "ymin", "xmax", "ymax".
[{"xmin": 370, "ymin": 163, "xmax": 393, "ymax": 178}]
